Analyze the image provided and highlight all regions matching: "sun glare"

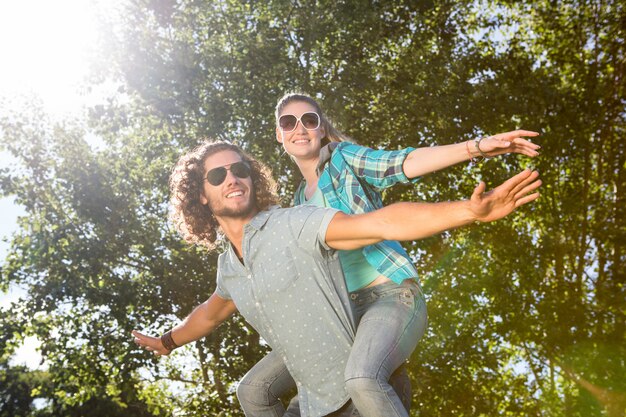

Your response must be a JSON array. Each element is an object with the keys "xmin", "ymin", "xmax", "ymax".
[
  {"xmin": 0, "ymin": 0, "xmax": 114, "ymax": 117},
  {"xmin": 0, "ymin": 1, "xmax": 127, "ymax": 370}
]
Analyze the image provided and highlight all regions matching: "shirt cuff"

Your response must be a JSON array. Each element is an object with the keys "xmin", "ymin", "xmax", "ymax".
[
  {"xmin": 318, "ymin": 208, "xmax": 341, "ymax": 251},
  {"xmin": 214, "ymin": 284, "xmax": 232, "ymax": 300},
  {"xmin": 398, "ymin": 147, "xmax": 420, "ymax": 184}
]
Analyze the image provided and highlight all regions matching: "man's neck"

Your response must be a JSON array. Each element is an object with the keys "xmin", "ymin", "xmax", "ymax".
[{"xmin": 216, "ymin": 210, "xmax": 259, "ymax": 258}]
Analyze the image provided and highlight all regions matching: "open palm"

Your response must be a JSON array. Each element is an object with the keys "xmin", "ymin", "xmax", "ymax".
[{"xmin": 470, "ymin": 169, "xmax": 542, "ymax": 222}]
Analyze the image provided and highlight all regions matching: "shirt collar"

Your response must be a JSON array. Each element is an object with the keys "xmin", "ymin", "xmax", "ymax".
[
  {"xmin": 223, "ymin": 207, "xmax": 280, "ymax": 260},
  {"xmin": 316, "ymin": 141, "xmax": 339, "ymax": 175},
  {"xmin": 245, "ymin": 205, "xmax": 280, "ymax": 231}
]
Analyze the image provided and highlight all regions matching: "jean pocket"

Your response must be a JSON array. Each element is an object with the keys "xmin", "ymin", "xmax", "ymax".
[
  {"xmin": 399, "ymin": 288, "xmax": 415, "ymax": 307},
  {"xmin": 370, "ymin": 283, "xmax": 415, "ymax": 306}
]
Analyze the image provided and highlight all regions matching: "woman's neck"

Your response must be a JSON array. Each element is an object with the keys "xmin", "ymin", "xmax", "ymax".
[{"xmin": 295, "ymin": 156, "xmax": 320, "ymax": 199}]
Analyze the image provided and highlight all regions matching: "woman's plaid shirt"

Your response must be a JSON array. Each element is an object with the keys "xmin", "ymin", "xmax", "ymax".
[{"xmin": 294, "ymin": 142, "xmax": 420, "ymax": 285}]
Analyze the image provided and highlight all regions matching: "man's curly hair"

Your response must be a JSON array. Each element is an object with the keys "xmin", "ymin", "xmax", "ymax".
[{"xmin": 169, "ymin": 140, "xmax": 281, "ymax": 251}]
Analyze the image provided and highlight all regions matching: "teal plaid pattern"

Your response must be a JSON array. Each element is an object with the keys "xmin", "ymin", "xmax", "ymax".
[{"xmin": 294, "ymin": 142, "xmax": 420, "ymax": 284}]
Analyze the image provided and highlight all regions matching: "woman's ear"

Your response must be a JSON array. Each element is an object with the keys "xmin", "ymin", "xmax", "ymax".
[{"xmin": 276, "ymin": 127, "xmax": 283, "ymax": 144}]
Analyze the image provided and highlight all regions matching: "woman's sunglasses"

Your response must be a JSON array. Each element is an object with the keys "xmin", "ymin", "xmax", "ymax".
[
  {"xmin": 278, "ymin": 112, "xmax": 320, "ymax": 132},
  {"xmin": 205, "ymin": 161, "xmax": 252, "ymax": 186}
]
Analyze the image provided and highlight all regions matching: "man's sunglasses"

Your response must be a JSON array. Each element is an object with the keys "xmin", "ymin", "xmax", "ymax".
[
  {"xmin": 205, "ymin": 161, "xmax": 252, "ymax": 186},
  {"xmin": 278, "ymin": 112, "xmax": 320, "ymax": 132}
]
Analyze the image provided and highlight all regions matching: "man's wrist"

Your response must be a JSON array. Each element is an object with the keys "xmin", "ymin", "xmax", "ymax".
[
  {"xmin": 161, "ymin": 330, "xmax": 180, "ymax": 352},
  {"xmin": 461, "ymin": 200, "xmax": 480, "ymax": 224}
]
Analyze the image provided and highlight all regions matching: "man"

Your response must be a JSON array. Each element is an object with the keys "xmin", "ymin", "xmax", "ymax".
[{"xmin": 133, "ymin": 140, "xmax": 541, "ymax": 416}]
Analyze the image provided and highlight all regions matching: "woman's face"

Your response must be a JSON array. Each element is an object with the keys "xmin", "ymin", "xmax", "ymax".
[{"xmin": 276, "ymin": 100, "xmax": 326, "ymax": 161}]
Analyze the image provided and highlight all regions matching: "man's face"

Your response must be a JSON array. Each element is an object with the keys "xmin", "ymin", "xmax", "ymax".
[{"xmin": 200, "ymin": 150, "xmax": 256, "ymax": 219}]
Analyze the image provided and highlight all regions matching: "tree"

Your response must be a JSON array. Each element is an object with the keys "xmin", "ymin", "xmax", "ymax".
[{"xmin": 1, "ymin": 0, "xmax": 624, "ymax": 415}]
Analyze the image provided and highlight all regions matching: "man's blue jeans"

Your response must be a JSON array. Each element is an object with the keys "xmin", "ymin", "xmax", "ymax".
[
  {"xmin": 236, "ymin": 350, "xmax": 301, "ymax": 417},
  {"xmin": 236, "ymin": 279, "xmax": 427, "ymax": 416}
]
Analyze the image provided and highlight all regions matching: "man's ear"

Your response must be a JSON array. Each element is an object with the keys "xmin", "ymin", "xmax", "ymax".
[{"xmin": 200, "ymin": 193, "xmax": 208, "ymax": 206}]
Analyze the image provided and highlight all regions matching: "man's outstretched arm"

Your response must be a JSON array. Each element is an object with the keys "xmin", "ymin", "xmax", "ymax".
[
  {"xmin": 132, "ymin": 292, "xmax": 237, "ymax": 356},
  {"xmin": 325, "ymin": 169, "xmax": 541, "ymax": 250}
]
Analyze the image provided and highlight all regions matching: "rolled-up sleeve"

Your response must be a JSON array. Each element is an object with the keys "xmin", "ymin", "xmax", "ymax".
[
  {"xmin": 214, "ymin": 257, "xmax": 232, "ymax": 300},
  {"xmin": 340, "ymin": 143, "xmax": 418, "ymax": 190},
  {"xmin": 289, "ymin": 205, "xmax": 340, "ymax": 254}
]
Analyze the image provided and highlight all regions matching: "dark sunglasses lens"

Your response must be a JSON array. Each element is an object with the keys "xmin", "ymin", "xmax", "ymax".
[
  {"xmin": 231, "ymin": 162, "xmax": 251, "ymax": 179},
  {"xmin": 279, "ymin": 115, "xmax": 297, "ymax": 131},
  {"xmin": 301, "ymin": 112, "xmax": 320, "ymax": 129},
  {"xmin": 207, "ymin": 167, "xmax": 227, "ymax": 186}
]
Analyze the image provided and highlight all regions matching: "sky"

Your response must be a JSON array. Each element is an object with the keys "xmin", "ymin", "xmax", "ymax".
[{"xmin": 0, "ymin": 0, "xmax": 123, "ymax": 368}]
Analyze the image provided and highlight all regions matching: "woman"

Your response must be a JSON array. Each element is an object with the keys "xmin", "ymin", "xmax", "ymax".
[{"xmin": 236, "ymin": 93, "xmax": 540, "ymax": 417}]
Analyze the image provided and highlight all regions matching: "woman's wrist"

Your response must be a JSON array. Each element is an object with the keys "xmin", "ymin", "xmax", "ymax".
[
  {"xmin": 465, "ymin": 140, "xmax": 479, "ymax": 160},
  {"xmin": 474, "ymin": 137, "xmax": 491, "ymax": 158}
]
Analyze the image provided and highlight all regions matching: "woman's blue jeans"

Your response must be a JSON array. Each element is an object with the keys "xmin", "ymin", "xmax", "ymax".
[
  {"xmin": 345, "ymin": 279, "xmax": 427, "ymax": 417},
  {"xmin": 236, "ymin": 279, "xmax": 427, "ymax": 417}
]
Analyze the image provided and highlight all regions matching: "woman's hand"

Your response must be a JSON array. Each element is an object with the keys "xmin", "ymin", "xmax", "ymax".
[{"xmin": 474, "ymin": 130, "xmax": 541, "ymax": 158}]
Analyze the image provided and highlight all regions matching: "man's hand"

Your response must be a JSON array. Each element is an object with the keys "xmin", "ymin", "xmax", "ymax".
[
  {"xmin": 130, "ymin": 293, "xmax": 236, "ymax": 357},
  {"xmin": 475, "ymin": 130, "xmax": 541, "ymax": 158},
  {"xmin": 132, "ymin": 330, "xmax": 172, "ymax": 356},
  {"xmin": 470, "ymin": 169, "xmax": 541, "ymax": 223}
]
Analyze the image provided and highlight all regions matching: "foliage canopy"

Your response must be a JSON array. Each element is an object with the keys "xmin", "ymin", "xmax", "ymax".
[{"xmin": 1, "ymin": 0, "xmax": 624, "ymax": 416}]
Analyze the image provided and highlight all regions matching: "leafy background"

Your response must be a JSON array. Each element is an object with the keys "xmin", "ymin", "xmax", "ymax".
[{"xmin": 1, "ymin": 0, "xmax": 624, "ymax": 416}]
